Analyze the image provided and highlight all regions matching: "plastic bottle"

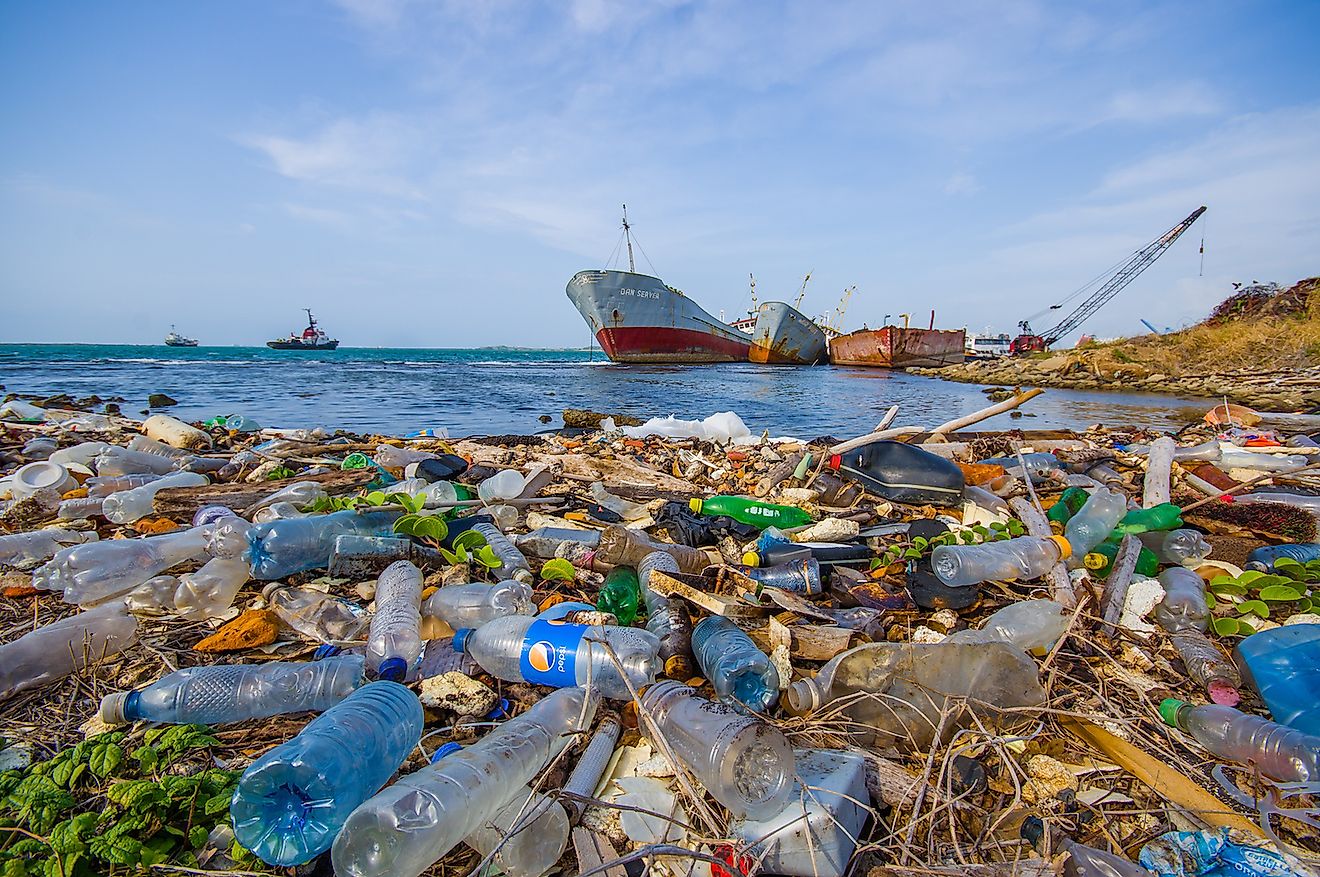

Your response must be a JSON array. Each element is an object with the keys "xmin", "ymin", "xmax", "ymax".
[
  {"xmin": 267, "ymin": 584, "xmax": 368, "ymax": 644},
  {"xmin": 639, "ymin": 680, "xmax": 793, "ymax": 819},
  {"xmin": 597, "ymin": 566, "xmax": 640, "ymax": 625},
  {"xmin": 827, "ymin": 441, "xmax": 965, "ymax": 506},
  {"xmin": 128, "ymin": 433, "xmax": 195, "ymax": 461},
  {"xmin": 1021, "ymin": 817, "xmax": 1152, "ymax": 877},
  {"xmin": 425, "ymin": 743, "xmax": 573, "ymax": 877},
  {"xmin": 1138, "ymin": 529, "xmax": 1212, "ymax": 566},
  {"xmin": 419, "ymin": 480, "xmax": 459, "ymax": 507},
  {"xmin": 1218, "ymin": 448, "xmax": 1307, "ymax": 473},
  {"xmin": 93, "ymin": 446, "xmax": 180, "ymax": 476},
  {"xmin": 1063, "ymin": 488, "xmax": 1128, "ymax": 562},
  {"xmin": 1170, "ymin": 631, "xmax": 1242, "ymax": 706},
  {"xmin": 48, "ymin": 441, "xmax": 109, "ymax": 468},
  {"xmin": 249, "ymin": 480, "xmax": 328, "ymax": 514},
  {"xmin": 172, "ymin": 557, "xmax": 252, "ymax": 620},
  {"xmin": 945, "ymin": 599, "xmax": 1070, "ymax": 653},
  {"xmin": 1244, "ymin": 543, "xmax": 1320, "ymax": 571},
  {"xmin": 0, "ymin": 601, "xmax": 139, "ymax": 699},
  {"xmin": 124, "ymin": 575, "xmax": 179, "ymax": 613},
  {"xmin": 472, "ymin": 522, "xmax": 533, "ymax": 583},
  {"xmin": 639, "ymin": 551, "xmax": 695, "ymax": 678},
  {"xmin": 691, "ymin": 616, "xmax": 779, "ymax": 711},
  {"xmin": 230, "ymin": 681, "xmax": 424, "ymax": 866},
  {"xmin": 477, "ymin": 469, "xmax": 526, "ymax": 503},
  {"xmin": 736, "ymin": 557, "xmax": 823, "ymax": 595},
  {"xmin": 86, "ymin": 473, "xmax": 163, "ymax": 497},
  {"xmin": 245, "ymin": 509, "xmax": 400, "ymax": 579},
  {"xmin": 595, "ymin": 525, "xmax": 713, "ymax": 574},
  {"xmin": 931, "ymin": 535, "xmax": 1070, "ymax": 588},
  {"xmin": 1083, "ymin": 539, "xmax": 1160, "ymax": 580},
  {"xmin": 512, "ymin": 527, "xmax": 600, "ymax": 560},
  {"xmin": 366, "ymin": 561, "xmax": 424, "ymax": 681},
  {"xmin": 57, "ymin": 497, "xmax": 105, "ymax": 520},
  {"xmin": 423, "ymin": 580, "xmax": 534, "ymax": 629},
  {"xmin": 33, "ymin": 524, "xmax": 212, "ymax": 596},
  {"xmin": 591, "ymin": 482, "xmax": 649, "ymax": 521},
  {"xmin": 689, "ymin": 496, "xmax": 812, "ymax": 529},
  {"xmin": 1046, "ymin": 487, "xmax": 1090, "ymax": 531},
  {"xmin": 0, "ymin": 528, "xmax": 97, "ymax": 568},
  {"xmin": 1233, "ymin": 625, "xmax": 1320, "ymax": 735},
  {"xmin": 562, "ymin": 716, "xmax": 622, "ymax": 823},
  {"xmin": 1152, "ymin": 568, "xmax": 1209, "ymax": 633},
  {"xmin": 978, "ymin": 452, "xmax": 1063, "ymax": 485},
  {"xmin": 21, "ymin": 436, "xmax": 57, "ymax": 460},
  {"xmin": 374, "ymin": 444, "xmax": 439, "ymax": 470},
  {"xmin": 102, "ymin": 470, "xmax": 209, "ymax": 524},
  {"xmin": 454, "ymin": 615, "xmax": 660, "ymax": 700},
  {"xmin": 99, "ymin": 654, "xmax": 365, "ymax": 725},
  {"xmin": 330, "ymin": 686, "xmax": 595, "ymax": 877},
  {"xmin": 141, "ymin": 415, "xmax": 211, "ymax": 452},
  {"xmin": 741, "ymin": 541, "xmax": 872, "ymax": 570},
  {"xmin": 1232, "ymin": 492, "xmax": 1320, "ymax": 515},
  {"xmin": 1113, "ymin": 503, "xmax": 1183, "ymax": 536},
  {"xmin": 1159, "ymin": 699, "xmax": 1320, "ymax": 783}
]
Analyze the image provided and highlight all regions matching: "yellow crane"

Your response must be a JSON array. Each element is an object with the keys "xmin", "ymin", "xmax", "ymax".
[{"xmin": 819, "ymin": 285, "xmax": 855, "ymax": 335}]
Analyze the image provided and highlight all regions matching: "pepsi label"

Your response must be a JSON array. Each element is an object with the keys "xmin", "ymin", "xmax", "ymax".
[{"xmin": 519, "ymin": 619, "xmax": 586, "ymax": 687}]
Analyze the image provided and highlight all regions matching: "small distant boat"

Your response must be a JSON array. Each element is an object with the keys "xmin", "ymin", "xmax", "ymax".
[
  {"xmin": 745, "ymin": 274, "xmax": 828, "ymax": 365},
  {"xmin": 164, "ymin": 326, "xmax": 199, "ymax": 347},
  {"xmin": 267, "ymin": 310, "xmax": 340, "ymax": 351},
  {"xmin": 829, "ymin": 312, "xmax": 965, "ymax": 369}
]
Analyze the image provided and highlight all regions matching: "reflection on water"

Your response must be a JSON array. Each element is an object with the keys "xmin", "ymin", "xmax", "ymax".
[{"xmin": 0, "ymin": 345, "xmax": 1217, "ymax": 437}]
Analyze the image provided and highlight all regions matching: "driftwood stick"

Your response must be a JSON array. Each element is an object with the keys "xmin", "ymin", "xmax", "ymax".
[
  {"xmin": 874, "ymin": 404, "xmax": 900, "ymax": 432},
  {"xmin": 1100, "ymin": 534, "xmax": 1141, "ymax": 632},
  {"xmin": 1009, "ymin": 497, "xmax": 1076, "ymax": 608},
  {"xmin": 928, "ymin": 388, "xmax": 1045, "ymax": 439},
  {"xmin": 153, "ymin": 469, "xmax": 372, "ymax": 519},
  {"xmin": 828, "ymin": 426, "xmax": 926, "ymax": 457},
  {"xmin": 1143, "ymin": 437, "xmax": 1175, "ymax": 508}
]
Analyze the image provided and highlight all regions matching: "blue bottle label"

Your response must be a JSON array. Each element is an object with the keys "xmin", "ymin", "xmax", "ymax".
[{"xmin": 520, "ymin": 619, "xmax": 586, "ymax": 687}]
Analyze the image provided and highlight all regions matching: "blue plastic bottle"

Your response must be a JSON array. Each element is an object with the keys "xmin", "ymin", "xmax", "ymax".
[
  {"xmin": 1244, "ymin": 543, "xmax": 1320, "ymax": 571},
  {"xmin": 690, "ymin": 616, "xmax": 779, "ymax": 711},
  {"xmin": 245, "ymin": 510, "xmax": 400, "ymax": 579},
  {"xmin": 230, "ymin": 680, "xmax": 423, "ymax": 865},
  {"xmin": 1233, "ymin": 624, "xmax": 1320, "ymax": 735}
]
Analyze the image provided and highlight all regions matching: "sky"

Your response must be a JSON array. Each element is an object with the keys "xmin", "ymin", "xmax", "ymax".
[{"xmin": 1, "ymin": 0, "xmax": 1318, "ymax": 347}]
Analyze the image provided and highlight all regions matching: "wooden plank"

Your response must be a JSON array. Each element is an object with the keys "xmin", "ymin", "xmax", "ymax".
[
  {"xmin": 646, "ymin": 571, "xmax": 770, "ymax": 621},
  {"xmin": 572, "ymin": 827, "xmax": 629, "ymax": 877}
]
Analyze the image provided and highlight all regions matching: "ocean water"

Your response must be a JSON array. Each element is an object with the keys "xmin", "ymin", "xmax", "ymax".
[{"xmin": 0, "ymin": 344, "xmax": 1215, "ymax": 438}]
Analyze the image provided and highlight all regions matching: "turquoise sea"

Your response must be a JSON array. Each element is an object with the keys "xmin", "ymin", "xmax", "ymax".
[{"xmin": 0, "ymin": 344, "xmax": 1215, "ymax": 437}]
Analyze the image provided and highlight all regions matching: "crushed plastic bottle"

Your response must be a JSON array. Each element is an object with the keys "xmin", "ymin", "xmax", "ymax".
[
  {"xmin": 1245, "ymin": 543, "xmax": 1320, "ymax": 571},
  {"xmin": 124, "ymin": 575, "xmax": 180, "ymax": 613},
  {"xmin": 931, "ymin": 535, "xmax": 1070, "ymax": 587},
  {"xmin": 1234, "ymin": 624, "xmax": 1320, "ymax": 735},
  {"xmin": 1021, "ymin": 816, "xmax": 1153, "ymax": 877},
  {"xmin": 638, "ymin": 550, "xmax": 695, "ymax": 678},
  {"xmin": 472, "ymin": 522, "xmax": 533, "ymax": 583},
  {"xmin": 0, "ymin": 528, "xmax": 97, "ymax": 568},
  {"xmin": 366, "ymin": 560, "xmax": 424, "ymax": 681},
  {"xmin": 979, "ymin": 452, "xmax": 1063, "ymax": 485},
  {"xmin": 332, "ymin": 687, "xmax": 594, "ymax": 877},
  {"xmin": 34, "ymin": 524, "xmax": 212, "ymax": 598},
  {"xmin": 1152, "ymin": 568, "xmax": 1209, "ymax": 633},
  {"xmin": 595, "ymin": 524, "xmax": 712, "ymax": 574},
  {"xmin": 596, "ymin": 566, "xmax": 640, "ymax": 625},
  {"xmin": 691, "ymin": 615, "xmax": 779, "ymax": 711},
  {"xmin": 266, "ymin": 584, "xmax": 368, "ymax": 644},
  {"xmin": 689, "ymin": 495, "xmax": 812, "ymax": 529},
  {"xmin": 639, "ymin": 680, "xmax": 793, "ymax": 819},
  {"xmin": 85, "ymin": 472, "xmax": 162, "ymax": 497},
  {"xmin": 373, "ymin": 444, "xmax": 439, "ymax": 470},
  {"xmin": 1160, "ymin": 699, "xmax": 1320, "ymax": 783},
  {"xmin": 1138, "ymin": 529, "xmax": 1212, "ymax": 566},
  {"xmin": 945, "ymin": 599, "xmax": 1070, "ymax": 653},
  {"xmin": 100, "ymin": 470, "xmax": 208, "ymax": 524},
  {"xmin": 1063, "ymin": 488, "xmax": 1128, "ymax": 563},
  {"xmin": 422, "ymin": 580, "xmax": 534, "ymax": 629},
  {"xmin": 454, "ymin": 615, "xmax": 659, "ymax": 700},
  {"xmin": 0, "ymin": 601, "xmax": 139, "ymax": 699},
  {"xmin": 230, "ymin": 680, "xmax": 424, "ymax": 866},
  {"xmin": 100, "ymin": 654, "xmax": 365, "ymax": 725},
  {"xmin": 93, "ymin": 445, "xmax": 180, "ymax": 476},
  {"xmin": 245, "ymin": 509, "xmax": 400, "ymax": 579},
  {"xmin": 1113, "ymin": 503, "xmax": 1183, "ymax": 536}
]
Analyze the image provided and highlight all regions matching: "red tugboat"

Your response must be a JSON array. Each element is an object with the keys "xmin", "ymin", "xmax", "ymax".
[{"xmin": 267, "ymin": 309, "xmax": 340, "ymax": 351}]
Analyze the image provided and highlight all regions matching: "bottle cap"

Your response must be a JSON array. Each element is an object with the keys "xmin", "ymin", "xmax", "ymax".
[
  {"xmin": 1019, "ymin": 815, "xmax": 1045, "ymax": 847},
  {"xmin": 99, "ymin": 691, "xmax": 131, "ymax": 725},
  {"xmin": 486, "ymin": 698, "xmax": 510, "ymax": 719},
  {"xmin": 688, "ymin": 498, "xmax": 703, "ymax": 514},
  {"xmin": 1083, "ymin": 552, "xmax": 1107, "ymax": 571},
  {"xmin": 452, "ymin": 628, "xmax": 473, "ymax": 653},
  {"xmin": 741, "ymin": 551, "xmax": 761, "ymax": 567},
  {"xmin": 377, "ymin": 657, "xmax": 408, "ymax": 683},
  {"xmin": 313, "ymin": 644, "xmax": 342, "ymax": 660},
  {"xmin": 1158, "ymin": 698, "xmax": 1187, "ymax": 728},
  {"xmin": 430, "ymin": 742, "xmax": 464, "ymax": 763},
  {"xmin": 1047, "ymin": 535, "xmax": 1071, "ymax": 559}
]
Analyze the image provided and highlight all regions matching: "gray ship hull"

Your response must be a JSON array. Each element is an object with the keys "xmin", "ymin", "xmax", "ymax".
[{"xmin": 748, "ymin": 301, "xmax": 828, "ymax": 364}]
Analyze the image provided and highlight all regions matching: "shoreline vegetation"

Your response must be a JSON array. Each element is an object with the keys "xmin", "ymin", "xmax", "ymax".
[{"xmin": 913, "ymin": 277, "xmax": 1320, "ymax": 412}]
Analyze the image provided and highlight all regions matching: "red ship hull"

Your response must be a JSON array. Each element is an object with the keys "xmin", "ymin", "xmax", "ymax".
[{"xmin": 595, "ymin": 326, "xmax": 751, "ymax": 363}]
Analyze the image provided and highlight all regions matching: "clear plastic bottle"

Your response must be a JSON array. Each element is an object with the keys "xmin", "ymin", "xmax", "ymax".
[
  {"xmin": 1218, "ymin": 449, "xmax": 1307, "ymax": 472},
  {"xmin": 512, "ymin": 527, "xmax": 600, "ymax": 560},
  {"xmin": 0, "ymin": 528, "xmax": 97, "ymax": 568},
  {"xmin": 639, "ymin": 551, "xmax": 695, "ymax": 678},
  {"xmin": 99, "ymin": 654, "xmax": 365, "ymax": 725},
  {"xmin": 245, "ymin": 509, "xmax": 400, "ymax": 579},
  {"xmin": 48, "ymin": 441, "xmax": 110, "ymax": 468},
  {"xmin": 476, "ymin": 469, "xmax": 526, "ymax": 503},
  {"xmin": 1170, "ymin": 631, "xmax": 1241, "ymax": 705},
  {"xmin": 931, "ymin": 535, "xmax": 1070, "ymax": 587},
  {"xmin": 93, "ymin": 446, "xmax": 180, "ymax": 476},
  {"xmin": 595, "ymin": 525, "xmax": 713, "ymax": 574},
  {"xmin": 172, "ymin": 557, "xmax": 252, "ymax": 620},
  {"xmin": 374, "ymin": 444, "xmax": 440, "ymax": 470},
  {"xmin": 230, "ymin": 680, "xmax": 424, "ymax": 866},
  {"xmin": 1232, "ymin": 492, "xmax": 1320, "ymax": 514},
  {"xmin": 1160, "ymin": 699, "xmax": 1320, "ymax": 783},
  {"xmin": 253, "ymin": 501, "xmax": 306, "ymax": 524},
  {"xmin": 0, "ymin": 601, "xmax": 139, "ymax": 699},
  {"xmin": 422, "ymin": 580, "xmax": 534, "ymax": 629},
  {"xmin": 454, "ymin": 615, "xmax": 659, "ymax": 700},
  {"xmin": 978, "ymin": 452, "xmax": 1062, "ymax": 484},
  {"xmin": 426, "ymin": 743, "xmax": 573, "ymax": 877},
  {"xmin": 1063, "ymin": 488, "xmax": 1128, "ymax": 563},
  {"xmin": 945, "ymin": 599, "xmax": 1070, "ymax": 653},
  {"xmin": 691, "ymin": 616, "xmax": 779, "ymax": 711},
  {"xmin": 639, "ymin": 680, "xmax": 793, "ymax": 819},
  {"xmin": 562, "ymin": 716, "xmax": 622, "ymax": 823},
  {"xmin": 57, "ymin": 497, "xmax": 105, "ymax": 520},
  {"xmin": 472, "ymin": 522, "xmax": 534, "ymax": 583},
  {"xmin": 1152, "ymin": 568, "xmax": 1209, "ymax": 633},
  {"xmin": 102, "ymin": 470, "xmax": 209, "ymax": 524},
  {"xmin": 1234, "ymin": 625, "xmax": 1320, "ymax": 735},
  {"xmin": 1245, "ymin": 543, "xmax": 1320, "ymax": 571},
  {"xmin": 1021, "ymin": 817, "xmax": 1152, "ymax": 877},
  {"xmin": 124, "ymin": 575, "xmax": 179, "ymax": 613},
  {"xmin": 1138, "ymin": 529, "xmax": 1212, "ymax": 566},
  {"xmin": 249, "ymin": 480, "xmax": 328, "ymax": 514},
  {"xmin": 591, "ymin": 482, "xmax": 649, "ymax": 521},
  {"xmin": 86, "ymin": 473, "xmax": 163, "ymax": 497},
  {"xmin": 33, "ymin": 525, "xmax": 212, "ymax": 597},
  {"xmin": 366, "ymin": 561, "xmax": 424, "ymax": 681},
  {"xmin": 330, "ymin": 686, "xmax": 596, "ymax": 877},
  {"xmin": 266, "ymin": 585, "xmax": 368, "ymax": 644}
]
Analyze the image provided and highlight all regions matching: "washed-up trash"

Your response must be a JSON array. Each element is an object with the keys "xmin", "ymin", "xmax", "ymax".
[
  {"xmin": 422, "ymin": 579, "xmax": 534, "ymax": 628},
  {"xmin": 365, "ymin": 560, "xmax": 424, "ymax": 681},
  {"xmin": 265, "ymin": 584, "xmax": 368, "ymax": 643},
  {"xmin": 0, "ymin": 527, "xmax": 97, "ymax": 568},
  {"xmin": 932, "ymin": 534, "xmax": 1071, "ymax": 587},
  {"xmin": 33, "ymin": 524, "xmax": 212, "ymax": 598},
  {"xmin": 653, "ymin": 499, "xmax": 760, "ymax": 546},
  {"xmin": 597, "ymin": 565, "xmax": 640, "ymax": 624},
  {"xmin": 0, "ymin": 600, "xmax": 138, "ymax": 699},
  {"xmin": 1140, "ymin": 528, "xmax": 1213, "ymax": 565},
  {"xmin": 691, "ymin": 615, "xmax": 779, "ymax": 711},
  {"xmin": 620, "ymin": 411, "xmax": 751, "ymax": 442},
  {"xmin": 639, "ymin": 551, "xmax": 695, "ymax": 677},
  {"xmin": 690, "ymin": 494, "xmax": 812, "ymax": 529},
  {"xmin": 1139, "ymin": 828, "xmax": 1305, "ymax": 877},
  {"xmin": 1234, "ymin": 624, "xmax": 1320, "ymax": 734},
  {"xmin": 246, "ymin": 509, "xmax": 400, "ymax": 579},
  {"xmin": 1160, "ymin": 699, "xmax": 1320, "ymax": 783},
  {"xmin": 1062, "ymin": 486, "xmax": 1129, "ymax": 563},
  {"xmin": 828, "ymin": 440, "xmax": 965, "ymax": 505},
  {"xmin": 1022, "ymin": 816, "xmax": 1152, "ymax": 876},
  {"xmin": 1245, "ymin": 542, "xmax": 1320, "ymax": 570}
]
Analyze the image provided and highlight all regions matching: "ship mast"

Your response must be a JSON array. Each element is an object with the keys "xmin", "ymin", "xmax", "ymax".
[{"xmin": 621, "ymin": 204, "xmax": 635, "ymax": 273}]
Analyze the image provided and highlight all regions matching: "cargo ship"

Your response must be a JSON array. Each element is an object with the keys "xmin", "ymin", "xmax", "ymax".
[
  {"xmin": 749, "ymin": 301, "xmax": 828, "ymax": 364},
  {"xmin": 566, "ymin": 208, "xmax": 752, "ymax": 363},
  {"xmin": 829, "ymin": 313, "xmax": 965, "ymax": 368}
]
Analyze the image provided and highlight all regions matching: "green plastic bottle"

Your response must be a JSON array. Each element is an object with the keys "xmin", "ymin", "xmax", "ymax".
[
  {"xmin": 1113, "ymin": 503, "xmax": 1183, "ymax": 536},
  {"xmin": 1084, "ymin": 538, "xmax": 1160, "ymax": 578},
  {"xmin": 689, "ymin": 496, "xmax": 812, "ymax": 529},
  {"xmin": 597, "ymin": 567, "xmax": 640, "ymax": 625},
  {"xmin": 1046, "ymin": 487, "xmax": 1090, "ymax": 532}
]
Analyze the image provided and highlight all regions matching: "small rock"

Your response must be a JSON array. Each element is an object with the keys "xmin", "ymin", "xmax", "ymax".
[
  {"xmin": 538, "ymin": 415, "xmax": 552, "ymax": 424},
  {"xmin": 794, "ymin": 518, "xmax": 859, "ymax": 542},
  {"xmin": 148, "ymin": 393, "xmax": 178, "ymax": 408},
  {"xmin": 355, "ymin": 580, "xmax": 376, "ymax": 601},
  {"xmin": 194, "ymin": 609, "xmax": 281, "ymax": 652},
  {"xmin": 928, "ymin": 608, "xmax": 960, "ymax": 633},
  {"xmin": 778, "ymin": 487, "xmax": 818, "ymax": 504},
  {"xmin": 1022, "ymin": 754, "xmax": 1079, "ymax": 805},
  {"xmin": 1284, "ymin": 612, "xmax": 1320, "ymax": 625},
  {"xmin": 103, "ymin": 402, "xmax": 121, "ymax": 415},
  {"xmin": 418, "ymin": 671, "xmax": 498, "ymax": 716},
  {"xmin": 912, "ymin": 625, "xmax": 947, "ymax": 644}
]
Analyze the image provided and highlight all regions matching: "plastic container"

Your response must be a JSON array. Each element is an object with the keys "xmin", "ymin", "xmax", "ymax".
[
  {"xmin": 245, "ymin": 509, "xmax": 400, "ymax": 579},
  {"xmin": 1160, "ymin": 699, "xmax": 1320, "ymax": 783},
  {"xmin": 93, "ymin": 446, "xmax": 180, "ymax": 477},
  {"xmin": 639, "ymin": 680, "xmax": 793, "ymax": 819},
  {"xmin": 331, "ymin": 686, "xmax": 595, "ymax": 877},
  {"xmin": 423, "ymin": 580, "xmax": 534, "ymax": 629},
  {"xmin": 0, "ymin": 528, "xmax": 97, "ymax": 568},
  {"xmin": 48, "ymin": 440, "xmax": 110, "ymax": 468},
  {"xmin": 366, "ymin": 560, "xmax": 424, "ymax": 681},
  {"xmin": 477, "ymin": 469, "xmax": 526, "ymax": 503},
  {"xmin": 33, "ymin": 524, "xmax": 212, "ymax": 597},
  {"xmin": 597, "ymin": 566, "xmax": 640, "ymax": 625},
  {"xmin": 1113, "ymin": 503, "xmax": 1183, "ymax": 536},
  {"xmin": 454, "ymin": 615, "xmax": 659, "ymax": 700},
  {"xmin": 945, "ymin": 599, "xmax": 1070, "ymax": 653},
  {"xmin": 373, "ymin": 444, "xmax": 439, "ymax": 470},
  {"xmin": 1062, "ymin": 488, "xmax": 1128, "ymax": 561},
  {"xmin": 1138, "ymin": 529, "xmax": 1212, "ymax": 566},
  {"xmin": 413, "ymin": 454, "xmax": 470, "ymax": 482},
  {"xmin": 267, "ymin": 585, "xmax": 368, "ymax": 644},
  {"xmin": 1170, "ymin": 630, "xmax": 1242, "ymax": 706},
  {"xmin": 737, "ymin": 558, "xmax": 823, "ymax": 595},
  {"xmin": 102, "ymin": 470, "xmax": 208, "ymax": 524},
  {"xmin": 1218, "ymin": 448, "xmax": 1306, "ymax": 473},
  {"xmin": 10, "ymin": 461, "xmax": 76, "ymax": 499},
  {"xmin": 472, "ymin": 522, "xmax": 533, "ymax": 583},
  {"xmin": 128, "ymin": 433, "xmax": 195, "ymax": 461},
  {"xmin": 1232, "ymin": 492, "xmax": 1320, "ymax": 515},
  {"xmin": 741, "ymin": 541, "xmax": 872, "ymax": 570},
  {"xmin": 0, "ymin": 399, "xmax": 49, "ymax": 421},
  {"xmin": 979, "ymin": 452, "xmax": 1063, "ymax": 485},
  {"xmin": 230, "ymin": 681, "xmax": 424, "ymax": 866},
  {"xmin": 828, "ymin": 441, "xmax": 965, "ymax": 506},
  {"xmin": 691, "ymin": 616, "xmax": 779, "ymax": 711},
  {"xmin": 142, "ymin": 414, "xmax": 212, "ymax": 450},
  {"xmin": 0, "ymin": 601, "xmax": 139, "ymax": 699},
  {"xmin": 595, "ymin": 525, "xmax": 712, "ymax": 574},
  {"xmin": 1152, "ymin": 568, "xmax": 1209, "ymax": 633},
  {"xmin": 1244, "ymin": 542, "xmax": 1320, "ymax": 570},
  {"xmin": 639, "ymin": 551, "xmax": 695, "ymax": 678},
  {"xmin": 689, "ymin": 496, "xmax": 811, "ymax": 529},
  {"xmin": 1046, "ymin": 486, "xmax": 1090, "ymax": 530},
  {"xmin": 1233, "ymin": 624, "xmax": 1320, "ymax": 735},
  {"xmin": 100, "ymin": 654, "xmax": 365, "ymax": 725},
  {"xmin": 931, "ymin": 535, "xmax": 1070, "ymax": 588},
  {"xmin": 57, "ymin": 496, "xmax": 105, "ymax": 521},
  {"xmin": 86, "ymin": 473, "xmax": 162, "ymax": 497}
]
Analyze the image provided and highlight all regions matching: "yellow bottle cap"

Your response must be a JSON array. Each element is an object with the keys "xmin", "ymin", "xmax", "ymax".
[
  {"xmin": 1048, "ymin": 535, "xmax": 1071, "ymax": 559},
  {"xmin": 688, "ymin": 498, "xmax": 703, "ymax": 513},
  {"xmin": 741, "ymin": 551, "xmax": 761, "ymax": 567},
  {"xmin": 1083, "ymin": 552, "xmax": 1107, "ymax": 570}
]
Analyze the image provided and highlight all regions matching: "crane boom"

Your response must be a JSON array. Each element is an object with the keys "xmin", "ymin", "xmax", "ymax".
[{"xmin": 1011, "ymin": 206, "xmax": 1206, "ymax": 354}]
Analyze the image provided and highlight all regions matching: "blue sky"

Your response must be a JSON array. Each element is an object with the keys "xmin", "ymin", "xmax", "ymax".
[{"xmin": 2, "ymin": 0, "xmax": 1318, "ymax": 347}]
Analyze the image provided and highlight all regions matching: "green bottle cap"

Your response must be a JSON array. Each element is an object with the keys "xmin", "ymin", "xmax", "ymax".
[
  {"xmin": 342, "ymin": 452, "xmax": 370, "ymax": 470},
  {"xmin": 1158, "ymin": 698, "xmax": 1187, "ymax": 728},
  {"xmin": 688, "ymin": 498, "xmax": 703, "ymax": 514}
]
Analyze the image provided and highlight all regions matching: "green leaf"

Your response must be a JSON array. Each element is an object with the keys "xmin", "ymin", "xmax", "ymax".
[
  {"xmin": 1208, "ymin": 581, "xmax": 1248, "ymax": 597},
  {"xmin": 1297, "ymin": 596, "xmax": 1314, "ymax": 612},
  {"xmin": 131, "ymin": 746, "xmax": 158, "ymax": 772},
  {"xmin": 106, "ymin": 780, "xmax": 166, "ymax": 812},
  {"xmin": 540, "ymin": 558, "xmax": 576, "ymax": 582},
  {"xmin": 1212, "ymin": 616, "xmax": 1247, "ymax": 637},
  {"xmin": 1236, "ymin": 570, "xmax": 1267, "ymax": 586},
  {"xmin": 902, "ymin": 548, "xmax": 923, "ymax": 559},
  {"xmin": 202, "ymin": 792, "xmax": 232, "ymax": 816},
  {"xmin": 413, "ymin": 516, "xmax": 447, "ymax": 541},
  {"xmin": 1237, "ymin": 599, "xmax": 1270, "ymax": 619},
  {"xmin": 364, "ymin": 491, "xmax": 388, "ymax": 506},
  {"xmin": 89, "ymin": 833, "xmax": 142, "ymax": 867},
  {"xmin": 188, "ymin": 824, "xmax": 210, "ymax": 849},
  {"xmin": 475, "ymin": 545, "xmax": 502, "ymax": 569},
  {"xmin": 1258, "ymin": 584, "xmax": 1305, "ymax": 602},
  {"xmin": 453, "ymin": 530, "xmax": 487, "ymax": 551},
  {"xmin": 87, "ymin": 743, "xmax": 123, "ymax": 779}
]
